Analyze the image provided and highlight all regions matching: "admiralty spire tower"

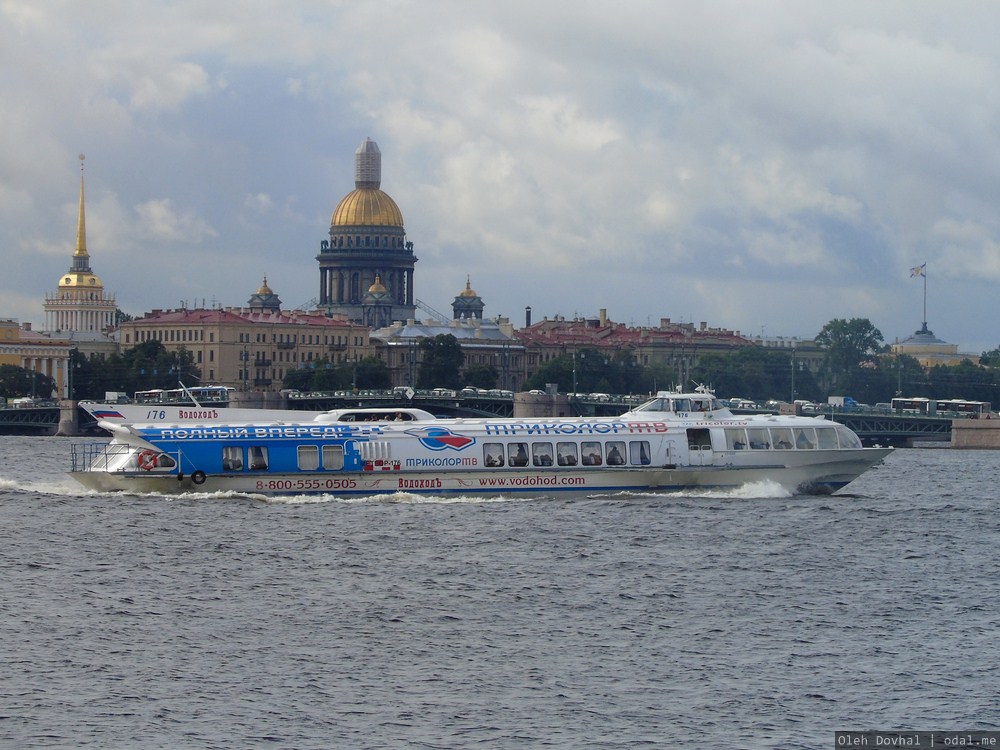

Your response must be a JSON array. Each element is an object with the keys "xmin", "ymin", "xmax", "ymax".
[
  {"xmin": 316, "ymin": 138, "xmax": 417, "ymax": 323},
  {"xmin": 44, "ymin": 154, "xmax": 117, "ymax": 335}
]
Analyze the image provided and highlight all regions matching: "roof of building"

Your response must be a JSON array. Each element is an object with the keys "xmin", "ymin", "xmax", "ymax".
[
  {"xmin": 332, "ymin": 188, "xmax": 404, "ymax": 227},
  {"xmin": 129, "ymin": 308, "xmax": 362, "ymax": 328},
  {"xmin": 515, "ymin": 315, "xmax": 752, "ymax": 349},
  {"xmin": 331, "ymin": 138, "xmax": 404, "ymax": 227},
  {"xmin": 372, "ymin": 317, "xmax": 516, "ymax": 344}
]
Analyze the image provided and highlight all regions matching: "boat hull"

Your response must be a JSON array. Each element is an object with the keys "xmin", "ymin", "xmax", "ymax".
[{"xmin": 69, "ymin": 447, "xmax": 891, "ymax": 498}]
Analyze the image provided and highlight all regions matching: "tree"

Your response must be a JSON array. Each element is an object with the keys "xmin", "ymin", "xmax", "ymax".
[
  {"xmin": 981, "ymin": 346, "xmax": 1000, "ymax": 368},
  {"xmin": 463, "ymin": 364, "xmax": 498, "ymax": 389},
  {"xmin": 815, "ymin": 318, "xmax": 885, "ymax": 393},
  {"xmin": 691, "ymin": 346, "xmax": 821, "ymax": 403},
  {"xmin": 0, "ymin": 365, "xmax": 55, "ymax": 399},
  {"xmin": 417, "ymin": 335, "xmax": 464, "ymax": 389},
  {"xmin": 354, "ymin": 357, "xmax": 391, "ymax": 389}
]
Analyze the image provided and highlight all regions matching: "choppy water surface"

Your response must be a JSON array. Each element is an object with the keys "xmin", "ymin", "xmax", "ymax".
[{"xmin": 1, "ymin": 436, "xmax": 997, "ymax": 749}]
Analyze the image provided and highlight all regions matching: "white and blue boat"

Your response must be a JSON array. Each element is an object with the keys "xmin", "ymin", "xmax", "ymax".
[{"xmin": 69, "ymin": 389, "xmax": 892, "ymax": 498}]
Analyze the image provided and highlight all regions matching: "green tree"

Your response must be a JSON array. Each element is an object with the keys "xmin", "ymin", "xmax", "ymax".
[
  {"xmin": 0, "ymin": 364, "xmax": 55, "ymax": 399},
  {"xmin": 815, "ymin": 318, "xmax": 885, "ymax": 393},
  {"xmin": 980, "ymin": 346, "xmax": 1000, "ymax": 368},
  {"xmin": 526, "ymin": 349, "xmax": 645, "ymax": 394},
  {"xmin": 417, "ymin": 335, "xmax": 464, "ymax": 389},
  {"xmin": 691, "ymin": 346, "xmax": 821, "ymax": 403},
  {"xmin": 463, "ymin": 364, "xmax": 498, "ymax": 390},
  {"xmin": 354, "ymin": 357, "xmax": 391, "ymax": 389}
]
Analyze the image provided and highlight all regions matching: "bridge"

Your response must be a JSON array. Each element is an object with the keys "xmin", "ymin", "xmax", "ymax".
[{"xmin": 0, "ymin": 394, "xmax": 960, "ymax": 446}]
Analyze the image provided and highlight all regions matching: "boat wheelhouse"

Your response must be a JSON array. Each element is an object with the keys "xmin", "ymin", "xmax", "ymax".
[{"xmin": 69, "ymin": 389, "xmax": 892, "ymax": 498}]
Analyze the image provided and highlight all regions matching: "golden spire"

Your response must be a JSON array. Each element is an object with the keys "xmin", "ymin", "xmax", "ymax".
[
  {"xmin": 75, "ymin": 154, "xmax": 87, "ymax": 258},
  {"xmin": 460, "ymin": 274, "xmax": 478, "ymax": 297}
]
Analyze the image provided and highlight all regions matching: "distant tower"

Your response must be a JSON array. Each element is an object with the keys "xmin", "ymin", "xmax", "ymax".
[
  {"xmin": 361, "ymin": 274, "xmax": 393, "ymax": 328},
  {"xmin": 247, "ymin": 276, "xmax": 282, "ymax": 312},
  {"xmin": 44, "ymin": 155, "xmax": 117, "ymax": 334},
  {"xmin": 452, "ymin": 276, "xmax": 485, "ymax": 320},
  {"xmin": 316, "ymin": 138, "xmax": 417, "ymax": 323}
]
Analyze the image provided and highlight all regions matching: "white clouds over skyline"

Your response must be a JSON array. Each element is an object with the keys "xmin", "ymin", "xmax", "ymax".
[{"xmin": 2, "ymin": 1, "xmax": 999, "ymax": 351}]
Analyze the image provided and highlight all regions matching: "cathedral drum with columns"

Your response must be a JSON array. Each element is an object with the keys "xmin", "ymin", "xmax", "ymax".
[{"xmin": 316, "ymin": 138, "xmax": 417, "ymax": 326}]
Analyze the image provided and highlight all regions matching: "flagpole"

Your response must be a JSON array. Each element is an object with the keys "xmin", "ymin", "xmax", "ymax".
[{"xmin": 922, "ymin": 266, "xmax": 927, "ymax": 329}]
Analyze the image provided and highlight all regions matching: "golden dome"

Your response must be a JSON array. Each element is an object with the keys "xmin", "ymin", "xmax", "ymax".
[
  {"xmin": 332, "ymin": 188, "xmax": 404, "ymax": 228},
  {"xmin": 257, "ymin": 275, "xmax": 273, "ymax": 295},
  {"xmin": 460, "ymin": 276, "xmax": 478, "ymax": 297},
  {"xmin": 60, "ymin": 272, "xmax": 103, "ymax": 289},
  {"xmin": 368, "ymin": 274, "xmax": 387, "ymax": 294}
]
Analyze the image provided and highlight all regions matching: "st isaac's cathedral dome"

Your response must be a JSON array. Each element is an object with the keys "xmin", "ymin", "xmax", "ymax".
[
  {"xmin": 317, "ymin": 138, "xmax": 417, "ymax": 324},
  {"xmin": 330, "ymin": 139, "xmax": 404, "ymax": 227}
]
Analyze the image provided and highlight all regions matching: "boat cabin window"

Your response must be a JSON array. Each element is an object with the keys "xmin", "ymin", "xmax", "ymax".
[
  {"xmin": 725, "ymin": 428, "xmax": 747, "ymax": 450},
  {"xmin": 339, "ymin": 410, "xmax": 415, "ymax": 422},
  {"xmin": 484, "ymin": 443, "xmax": 505, "ymax": 467},
  {"xmin": 834, "ymin": 424, "xmax": 862, "ymax": 449},
  {"xmin": 322, "ymin": 445, "xmax": 344, "ymax": 470},
  {"xmin": 581, "ymin": 441, "xmax": 602, "ymax": 466},
  {"xmin": 633, "ymin": 398, "xmax": 668, "ymax": 412},
  {"xmin": 298, "ymin": 445, "xmax": 320, "ymax": 471},
  {"xmin": 816, "ymin": 427, "xmax": 838, "ymax": 450},
  {"xmin": 770, "ymin": 427, "xmax": 793, "ymax": 450},
  {"xmin": 606, "ymin": 441, "xmax": 626, "ymax": 465},
  {"xmin": 629, "ymin": 441, "xmax": 651, "ymax": 465},
  {"xmin": 508, "ymin": 443, "xmax": 529, "ymax": 467},
  {"xmin": 557, "ymin": 442, "xmax": 578, "ymax": 466},
  {"xmin": 532, "ymin": 443, "xmax": 554, "ymax": 467},
  {"xmin": 747, "ymin": 428, "xmax": 770, "ymax": 450},
  {"xmin": 249, "ymin": 446, "xmax": 269, "ymax": 471},
  {"xmin": 222, "ymin": 446, "xmax": 244, "ymax": 471},
  {"xmin": 794, "ymin": 427, "xmax": 816, "ymax": 449}
]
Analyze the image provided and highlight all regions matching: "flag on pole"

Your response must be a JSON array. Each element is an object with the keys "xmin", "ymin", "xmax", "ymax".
[{"xmin": 910, "ymin": 263, "xmax": 926, "ymax": 277}]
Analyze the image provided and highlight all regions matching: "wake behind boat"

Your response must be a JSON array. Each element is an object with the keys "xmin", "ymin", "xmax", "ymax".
[{"xmin": 69, "ymin": 389, "xmax": 892, "ymax": 498}]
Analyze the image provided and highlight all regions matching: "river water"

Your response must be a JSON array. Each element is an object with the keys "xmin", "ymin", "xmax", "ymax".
[{"xmin": 0, "ymin": 436, "xmax": 996, "ymax": 749}]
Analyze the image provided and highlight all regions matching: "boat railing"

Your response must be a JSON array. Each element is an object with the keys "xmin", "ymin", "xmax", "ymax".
[{"xmin": 71, "ymin": 442, "xmax": 133, "ymax": 472}]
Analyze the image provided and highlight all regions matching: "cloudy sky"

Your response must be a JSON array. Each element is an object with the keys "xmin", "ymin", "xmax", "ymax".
[{"xmin": 3, "ymin": 1, "xmax": 999, "ymax": 353}]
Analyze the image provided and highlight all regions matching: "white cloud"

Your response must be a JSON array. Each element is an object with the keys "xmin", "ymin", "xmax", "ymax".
[
  {"xmin": 135, "ymin": 199, "xmax": 217, "ymax": 243},
  {"xmin": 2, "ymin": 0, "xmax": 1000, "ymax": 349}
]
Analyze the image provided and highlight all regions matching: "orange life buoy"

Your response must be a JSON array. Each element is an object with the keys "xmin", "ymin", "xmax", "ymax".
[{"xmin": 138, "ymin": 450, "xmax": 159, "ymax": 471}]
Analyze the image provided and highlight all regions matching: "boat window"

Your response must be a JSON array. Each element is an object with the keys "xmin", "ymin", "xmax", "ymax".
[
  {"xmin": 816, "ymin": 427, "xmax": 838, "ymax": 449},
  {"xmin": 484, "ymin": 443, "xmax": 505, "ymax": 467},
  {"xmin": 322, "ymin": 445, "xmax": 344, "ymax": 470},
  {"xmin": 725, "ymin": 428, "xmax": 747, "ymax": 450},
  {"xmin": 770, "ymin": 427, "xmax": 793, "ymax": 450},
  {"xmin": 747, "ymin": 428, "xmax": 770, "ymax": 450},
  {"xmin": 673, "ymin": 399, "xmax": 692, "ymax": 412},
  {"xmin": 629, "ymin": 441, "xmax": 651, "ymax": 465},
  {"xmin": 794, "ymin": 427, "xmax": 816, "ymax": 449},
  {"xmin": 508, "ymin": 443, "xmax": 529, "ymax": 467},
  {"xmin": 532, "ymin": 443, "xmax": 554, "ymax": 467},
  {"xmin": 157, "ymin": 453, "xmax": 176, "ymax": 469},
  {"xmin": 298, "ymin": 445, "xmax": 320, "ymax": 471},
  {"xmin": 249, "ymin": 446, "xmax": 269, "ymax": 471},
  {"xmin": 222, "ymin": 446, "xmax": 244, "ymax": 471},
  {"xmin": 606, "ymin": 441, "xmax": 626, "ymax": 465},
  {"xmin": 581, "ymin": 441, "xmax": 602, "ymax": 466},
  {"xmin": 634, "ymin": 398, "xmax": 668, "ymax": 412},
  {"xmin": 834, "ymin": 424, "xmax": 862, "ymax": 449},
  {"xmin": 556, "ymin": 442, "xmax": 578, "ymax": 466}
]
